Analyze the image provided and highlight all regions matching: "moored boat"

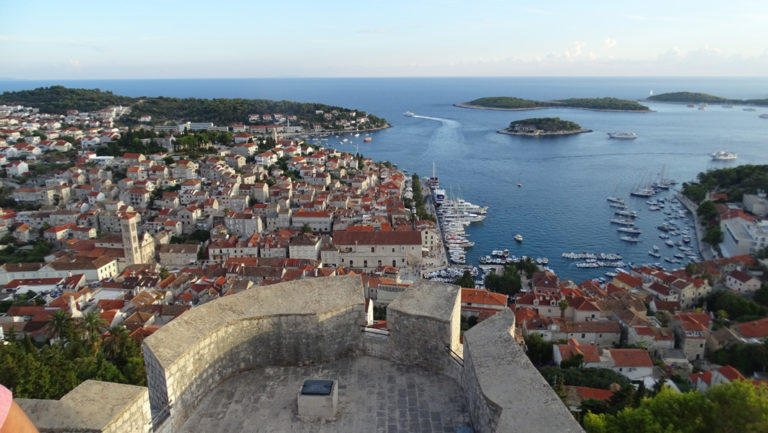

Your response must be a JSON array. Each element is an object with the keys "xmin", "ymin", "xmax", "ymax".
[{"xmin": 607, "ymin": 131, "xmax": 638, "ymax": 140}]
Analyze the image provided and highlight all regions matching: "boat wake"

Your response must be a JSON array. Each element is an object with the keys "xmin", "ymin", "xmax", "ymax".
[{"xmin": 411, "ymin": 113, "xmax": 460, "ymax": 126}]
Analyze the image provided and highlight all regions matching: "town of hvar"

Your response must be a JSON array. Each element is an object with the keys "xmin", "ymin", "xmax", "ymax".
[{"xmin": 1, "ymin": 1, "xmax": 767, "ymax": 433}]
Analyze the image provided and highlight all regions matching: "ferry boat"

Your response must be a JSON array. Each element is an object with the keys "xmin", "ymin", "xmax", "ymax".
[
  {"xmin": 711, "ymin": 151, "xmax": 738, "ymax": 160},
  {"xmin": 607, "ymin": 131, "xmax": 638, "ymax": 140}
]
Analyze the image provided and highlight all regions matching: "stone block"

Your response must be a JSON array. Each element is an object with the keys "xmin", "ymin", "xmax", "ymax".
[{"xmin": 297, "ymin": 379, "xmax": 338, "ymax": 421}]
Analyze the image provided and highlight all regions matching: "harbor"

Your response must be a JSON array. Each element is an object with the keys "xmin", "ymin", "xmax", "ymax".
[{"xmin": 425, "ymin": 164, "xmax": 706, "ymax": 286}]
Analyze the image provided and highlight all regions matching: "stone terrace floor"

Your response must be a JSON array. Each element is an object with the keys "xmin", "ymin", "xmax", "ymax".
[{"xmin": 179, "ymin": 356, "xmax": 470, "ymax": 433}]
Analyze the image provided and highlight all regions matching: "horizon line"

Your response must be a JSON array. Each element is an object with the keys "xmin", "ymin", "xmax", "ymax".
[{"xmin": 2, "ymin": 75, "xmax": 768, "ymax": 82}]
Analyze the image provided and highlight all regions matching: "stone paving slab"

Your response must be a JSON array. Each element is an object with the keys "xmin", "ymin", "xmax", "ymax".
[{"xmin": 179, "ymin": 356, "xmax": 470, "ymax": 433}]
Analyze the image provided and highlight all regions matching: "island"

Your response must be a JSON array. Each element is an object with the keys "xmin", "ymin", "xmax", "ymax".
[
  {"xmin": 648, "ymin": 91, "xmax": 768, "ymax": 106},
  {"xmin": 0, "ymin": 86, "xmax": 389, "ymax": 132},
  {"xmin": 499, "ymin": 117, "xmax": 591, "ymax": 136},
  {"xmin": 456, "ymin": 96, "xmax": 650, "ymax": 112}
]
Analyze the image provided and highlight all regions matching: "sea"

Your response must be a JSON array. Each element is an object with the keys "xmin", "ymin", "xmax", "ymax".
[{"xmin": 2, "ymin": 77, "xmax": 768, "ymax": 283}]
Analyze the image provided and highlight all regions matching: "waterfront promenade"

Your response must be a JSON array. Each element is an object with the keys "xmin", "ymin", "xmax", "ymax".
[{"xmin": 677, "ymin": 193, "xmax": 719, "ymax": 261}]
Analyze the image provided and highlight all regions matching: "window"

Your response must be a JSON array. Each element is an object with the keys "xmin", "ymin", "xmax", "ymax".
[
  {"xmin": 392, "ymin": 248, "xmax": 395, "ymax": 252},
  {"xmin": 581, "ymin": 334, "xmax": 585, "ymax": 339},
  {"xmin": 364, "ymin": 260, "xmax": 368, "ymax": 268},
  {"xmin": 371, "ymin": 247, "xmax": 375, "ymax": 253},
  {"xmin": 392, "ymin": 260, "xmax": 396, "ymax": 267}
]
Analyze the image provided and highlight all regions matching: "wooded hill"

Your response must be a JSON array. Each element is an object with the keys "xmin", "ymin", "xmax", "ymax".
[
  {"xmin": 463, "ymin": 96, "xmax": 649, "ymax": 111},
  {"xmin": 649, "ymin": 91, "xmax": 768, "ymax": 106},
  {"xmin": 0, "ymin": 86, "xmax": 387, "ymax": 127}
]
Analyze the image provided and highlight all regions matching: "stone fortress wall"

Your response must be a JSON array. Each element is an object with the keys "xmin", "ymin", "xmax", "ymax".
[{"xmin": 18, "ymin": 275, "xmax": 583, "ymax": 433}]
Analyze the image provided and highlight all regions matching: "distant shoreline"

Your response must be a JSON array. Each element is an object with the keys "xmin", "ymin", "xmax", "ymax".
[
  {"xmin": 497, "ymin": 128, "xmax": 592, "ymax": 137},
  {"xmin": 455, "ymin": 102, "xmax": 651, "ymax": 113}
]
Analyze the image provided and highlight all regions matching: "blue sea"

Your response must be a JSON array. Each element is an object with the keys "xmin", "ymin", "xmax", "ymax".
[{"xmin": 3, "ymin": 77, "xmax": 768, "ymax": 282}]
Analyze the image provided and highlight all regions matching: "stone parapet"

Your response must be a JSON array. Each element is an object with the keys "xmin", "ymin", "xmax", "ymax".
[
  {"xmin": 383, "ymin": 279, "xmax": 461, "ymax": 373},
  {"xmin": 142, "ymin": 274, "xmax": 366, "ymax": 431},
  {"xmin": 462, "ymin": 310, "xmax": 584, "ymax": 433},
  {"xmin": 18, "ymin": 380, "xmax": 151, "ymax": 433}
]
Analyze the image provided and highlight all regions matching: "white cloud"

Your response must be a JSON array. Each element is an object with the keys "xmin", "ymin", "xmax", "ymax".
[
  {"xmin": 604, "ymin": 38, "xmax": 617, "ymax": 49},
  {"xmin": 564, "ymin": 41, "xmax": 587, "ymax": 59}
]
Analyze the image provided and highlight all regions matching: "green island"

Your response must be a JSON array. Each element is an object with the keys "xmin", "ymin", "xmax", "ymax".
[
  {"xmin": 500, "ymin": 117, "xmax": 590, "ymax": 136},
  {"xmin": 0, "ymin": 86, "xmax": 388, "ymax": 129},
  {"xmin": 649, "ymin": 91, "xmax": 768, "ymax": 106},
  {"xmin": 457, "ymin": 96, "xmax": 650, "ymax": 112}
]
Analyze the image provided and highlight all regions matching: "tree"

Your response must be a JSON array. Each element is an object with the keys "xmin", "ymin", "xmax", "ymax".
[
  {"xmin": 754, "ymin": 284, "xmax": 768, "ymax": 306},
  {"xmin": 584, "ymin": 382, "xmax": 768, "ymax": 433},
  {"xmin": 524, "ymin": 333, "xmax": 554, "ymax": 365},
  {"xmin": 559, "ymin": 299, "xmax": 569, "ymax": 318},
  {"xmin": 704, "ymin": 225, "xmax": 723, "ymax": 246},
  {"xmin": 301, "ymin": 223, "xmax": 312, "ymax": 234},
  {"xmin": 80, "ymin": 311, "xmax": 108, "ymax": 353},
  {"xmin": 453, "ymin": 270, "xmax": 475, "ymax": 288},
  {"xmin": 560, "ymin": 353, "xmax": 585, "ymax": 369},
  {"xmin": 46, "ymin": 310, "xmax": 73, "ymax": 342}
]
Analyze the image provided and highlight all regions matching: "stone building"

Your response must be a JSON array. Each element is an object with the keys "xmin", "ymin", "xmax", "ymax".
[{"xmin": 333, "ymin": 230, "xmax": 422, "ymax": 271}]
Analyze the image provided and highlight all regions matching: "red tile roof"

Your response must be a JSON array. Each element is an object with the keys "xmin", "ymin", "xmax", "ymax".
[
  {"xmin": 608, "ymin": 349, "xmax": 653, "ymax": 367},
  {"xmin": 718, "ymin": 365, "xmax": 745, "ymax": 381},
  {"xmin": 333, "ymin": 230, "xmax": 422, "ymax": 246},
  {"xmin": 461, "ymin": 289, "xmax": 508, "ymax": 307},
  {"xmin": 568, "ymin": 386, "xmax": 614, "ymax": 402},
  {"xmin": 735, "ymin": 317, "xmax": 768, "ymax": 339},
  {"xmin": 558, "ymin": 339, "xmax": 601, "ymax": 363}
]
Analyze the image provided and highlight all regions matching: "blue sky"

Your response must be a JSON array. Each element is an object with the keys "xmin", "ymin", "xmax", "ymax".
[{"xmin": 2, "ymin": 0, "xmax": 767, "ymax": 78}]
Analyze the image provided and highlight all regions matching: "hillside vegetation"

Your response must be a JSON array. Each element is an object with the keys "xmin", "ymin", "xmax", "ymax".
[
  {"xmin": 682, "ymin": 164, "xmax": 768, "ymax": 203},
  {"xmin": 0, "ymin": 86, "xmax": 387, "ymax": 127},
  {"xmin": 463, "ymin": 96, "xmax": 649, "ymax": 111},
  {"xmin": 508, "ymin": 117, "xmax": 582, "ymax": 132},
  {"xmin": 649, "ymin": 91, "xmax": 768, "ymax": 106},
  {"xmin": 0, "ymin": 86, "xmax": 133, "ymax": 113}
]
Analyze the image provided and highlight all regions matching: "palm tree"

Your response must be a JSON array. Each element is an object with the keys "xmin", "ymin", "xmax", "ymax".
[
  {"xmin": 80, "ymin": 311, "xmax": 108, "ymax": 341},
  {"xmin": 102, "ymin": 326, "xmax": 135, "ymax": 363},
  {"xmin": 80, "ymin": 311, "xmax": 108, "ymax": 354},
  {"xmin": 46, "ymin": 310, "xmax": 73, "ymax": 343}
]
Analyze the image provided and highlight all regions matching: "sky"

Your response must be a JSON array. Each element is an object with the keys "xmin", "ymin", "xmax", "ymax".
[{"xmin": 2, "ymin": 0, "xmax": 768, "ymax": 79}]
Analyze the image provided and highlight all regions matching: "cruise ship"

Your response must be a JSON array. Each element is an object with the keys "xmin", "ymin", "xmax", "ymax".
[
  {"xmin": 711, "ymin": 151, "xmax": 737, "ymax": 161},
  {"xmin": 607, "ymin": 131, "xmax": 638, "ymax": 140}
]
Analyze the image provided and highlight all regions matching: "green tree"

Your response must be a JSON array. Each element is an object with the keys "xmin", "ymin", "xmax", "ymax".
[
  {"xmin": 524, "ymin": 333, "xmax": 554, "ymax": 365},
  {"xmin": 560, "ymin": 353, "xmax": 585, "ymax": 369},
  {"xmin": 704, "ymin": 225, "xmax": 723, "ymax": 246},
  {"xmin": 301, "ymin": 223, "xmax": 313, "ymax": 234},
  {"xmin": 453, "ymin": 270, "xmax": 475, "ymax": 288},
  {"xmin": 584, "ymin": 382, "xmax": 768, "ymax": 433},
  {"xmin": 754, "ymin": 284, "xmax": 768, "ymax": 306},
  {"xmin": 559, "ymin": 299, "xmax": 569, "ymax": 318},
  {"xmin": 46, "ymin": 310, "xmax": 73, "ymax": 342}
]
